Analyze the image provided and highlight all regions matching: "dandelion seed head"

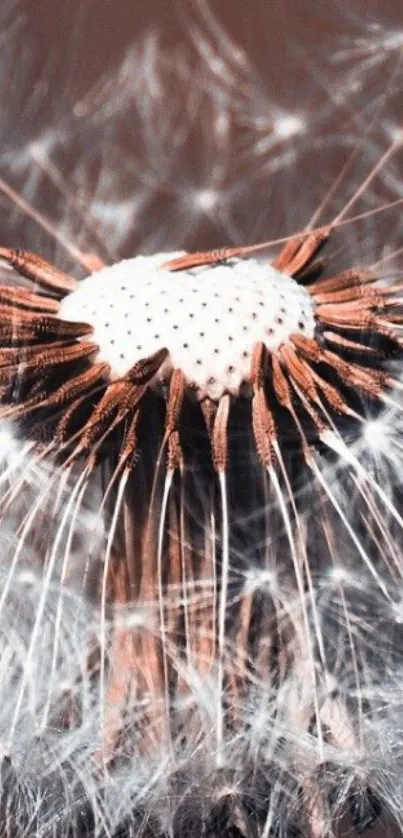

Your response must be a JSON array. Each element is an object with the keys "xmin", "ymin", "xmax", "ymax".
[
  {"xmin": 354, "ymin": 407, "xmax": 403, "ymax": 479},
  {"xmin": 114, "ymin": 604, "xmax": 158, "ymax": 632},
  {"xmin": 384, "ymin": 122, "xmax": 403, "ymax": 145},
  {"xmin": 243, "ymin": 567, "xmax": 278, "ymax": 595},
  {"xmin": 0, "ymin": 423, "xmax": 16, "ymax": 461},
  {"xmin": 58, "ymin": 253, "xmax": 315, "ymax": 399},
  {"xmin": 16, "ymin": 570, "xmax": 36, "ymax": 586},
  {"xmin": 363, "ymin": 418, "xmax": 387, "ymax": 453},
  {"xmin": 273, "ymin": 112, "xmax": 306, "ymax": 140},
  {"xmin": 327, "ymin": 564, "xmax": 355, "ymax": 586},
  {"xmin": 391, "ymin": 600, "xmax": 403, "ymax": 624},
  {"xmin": 2, "ymin": 1, "xmax": 403, "ymax": 834},
  {"xmin": 192, "ymin": 187, "xmax": 219, "ymax": 214}
]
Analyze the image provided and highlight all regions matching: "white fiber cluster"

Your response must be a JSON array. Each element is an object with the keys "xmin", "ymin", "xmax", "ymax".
[{"xmin": 59, "ymin": 253, "xmax": 315, "ymax": 400}]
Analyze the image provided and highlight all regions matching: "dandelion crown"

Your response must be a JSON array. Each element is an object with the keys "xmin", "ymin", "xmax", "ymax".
[
  {"xmin": 1, "ymin": 219, "xmax": 400, "ymax": 473},
  {"xmin": 59, "ymin": 254, "xmax": 315, "ymax": 399}
]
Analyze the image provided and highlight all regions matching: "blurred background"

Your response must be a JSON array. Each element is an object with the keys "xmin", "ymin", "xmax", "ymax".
[
  {"xmin": 1, "ymin": 0, "xmax": 403, "ymax": 835},
  {"xmin": 1, "ymin": 0, "xmax": 403, "ymax": 276}
]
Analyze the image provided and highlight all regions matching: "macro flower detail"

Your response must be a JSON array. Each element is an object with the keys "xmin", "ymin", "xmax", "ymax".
[
  {"xmin": 3, "ymin": 0, "xmax": 403, "ymax": 833},
  {"xmin": 0, "ymin": 225, "xmax": 403, "ymax": 838},
  {"xmin": 58, "ymin": 253, "xmax": 316, "ymax": 398},
  {"xmin": 0, "ymin": 227, "xmax": 401, "ymax": 474}
]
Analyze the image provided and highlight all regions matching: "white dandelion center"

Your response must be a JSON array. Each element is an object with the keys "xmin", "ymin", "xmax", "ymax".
[{"xmin": 58, "ymin": 253, "xmax": 316, "ymax": 399}]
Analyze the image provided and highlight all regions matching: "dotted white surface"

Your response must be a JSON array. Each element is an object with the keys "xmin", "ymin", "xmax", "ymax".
[{"xmin": 58, "ymin": 252, "xmax": 316, "ymax": 400}]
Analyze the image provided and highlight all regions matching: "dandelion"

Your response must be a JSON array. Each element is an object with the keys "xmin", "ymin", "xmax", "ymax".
[
  {"xmin": 2, "ymin": 2, "xmax": 403, "ymax": 837},
  {"xmin": 0, "ymin": 142, "xmax": 403, "ymax": 837}
]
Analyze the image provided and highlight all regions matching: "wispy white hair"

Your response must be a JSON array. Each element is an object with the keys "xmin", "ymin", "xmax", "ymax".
[{"xmin": 0, "ymin": 2, "xmax": 403, "ymax": 838}]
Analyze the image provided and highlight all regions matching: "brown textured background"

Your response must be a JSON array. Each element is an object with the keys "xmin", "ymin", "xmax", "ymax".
[{"xmin": 3, "ymin": 0, "xmax": 403, "ymax": 263}]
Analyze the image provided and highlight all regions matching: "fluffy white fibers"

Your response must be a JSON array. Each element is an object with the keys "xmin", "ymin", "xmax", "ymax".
[{"xmin": 1, "ymin": 2, "xmax": 403, "ymax": 837}]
